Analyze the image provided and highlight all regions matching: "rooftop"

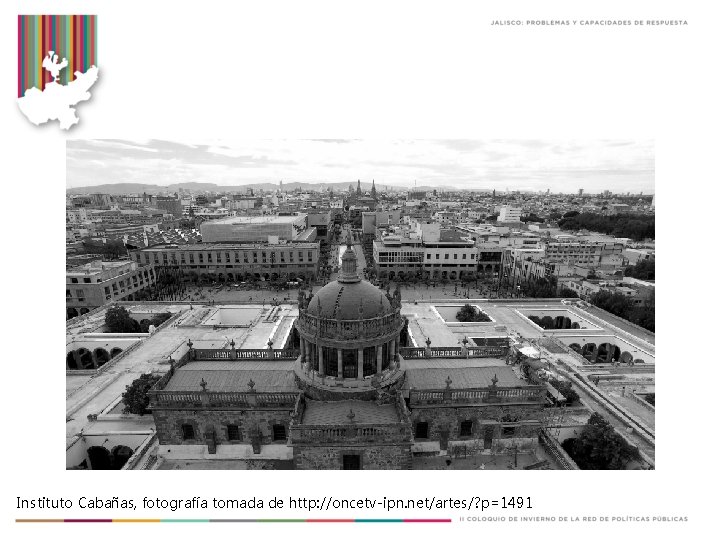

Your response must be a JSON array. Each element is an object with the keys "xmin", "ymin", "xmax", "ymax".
[
  {"xmin": 204, "ymin": 214, "xmax": 306, "ymax": 225},
  {"xmin": 404, "ymin": 365, "xmax": 526, "ymax": 390},
  {"xmin": 137, "ymin": 241, "xmax": 319, "ymax": 251},
  {"xmin": 164, "ymin": 361, "xmax": 296, "ymax": 392},
  {"xmin": 66, "ymin": 260, "xmax": 134, "ymax": 276},
  {"xmin": 438, "ymin": 230, "xmax": 472, "ymax": 242},
  {"xmin": 66, "ymin": 298, "xmax": 655, "ymax": 446},
  {"xmin": 301, "ymin": 399, "xmax": 399, "ymax": 425}
]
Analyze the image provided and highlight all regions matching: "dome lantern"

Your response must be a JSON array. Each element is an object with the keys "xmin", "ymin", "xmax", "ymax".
[{"xmin": 338, "ymin": 237, "xmax": 360, "ymax": 284}]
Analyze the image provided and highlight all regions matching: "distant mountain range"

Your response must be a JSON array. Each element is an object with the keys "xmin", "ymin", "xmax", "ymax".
[{"xmin": 65, "ymin": 181, "xmax": 477, "ymax": 195}]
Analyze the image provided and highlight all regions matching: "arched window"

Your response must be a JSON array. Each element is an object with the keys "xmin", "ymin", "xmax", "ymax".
[{"xmin": 94, "ymin": 348, "xmax": 110, "ymax": 367}]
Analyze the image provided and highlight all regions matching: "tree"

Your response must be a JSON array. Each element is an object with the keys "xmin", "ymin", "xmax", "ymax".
[
  {"xmin": 590, "ymin": 290, "xmax": 633, "ymax": 319},
  {"xmin": 625, "ymin": 259, "xmax": 655, "ymax": 280},
  {"xmin": 456, "ymin": 304, "xmax": 492, "ymax": 322},
  {"xmin": 522, "ymin": 277, "xmax": 557, "ymax": 298},
  {"xmin": 520, "ymin": 213, "xmax": 544, "ymax": 223},
  {"xmin": 105, "ymin": 305, "xmax": 140, "ymax": 333},
  {"xmin": 557, "ymin": 212, "xmax": 654, "ymax": 241},
  {"xmin": 539, "ymin": 316, "xmax": 555, "ymax": 330},
  {"xmin": 561, "ymin": 412, "xmax": 641, "ymax": 469},
  {"xmin": 589, "ymin": 288, "xmax": 654, "ymax": 331},
  {"xmin": 139, "ymin": 312, "xmax": 172, "ymax": 332},
  {"xmin": 549, "ymin": 379, "xmax": 580, "ymax": 405},
  {"xmin": 121, "ymin": 373, "xmax": 161, "ymax": 415},
  {"xmin": 558, "ymin": 288, "xmax": 579, "ymax": 298},
  {"xmin": 632, "ymin": 297, "xmax": 655, "ymax": 332}
]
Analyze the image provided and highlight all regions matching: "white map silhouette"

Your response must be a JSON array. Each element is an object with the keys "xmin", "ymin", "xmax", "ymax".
[
  {"xmin": 18, "ymin": 51, "xmax": 99, "ymax": 130},
  {"xmin": 42, "ymin": 51, "xmax": 68, "ymax": 81}
]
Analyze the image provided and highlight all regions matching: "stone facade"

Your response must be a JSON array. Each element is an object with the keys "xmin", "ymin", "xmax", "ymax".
[
  {"xmin": 294, "ymin": 444, "xmax": 412, "ymax": 470},
  {"xmin": 410, "ymin": 403, "xmax": 545, "ymax": 446},
  {"xmin": 153, "ymin": 408, "xmax": 292, "ymax": 447}
]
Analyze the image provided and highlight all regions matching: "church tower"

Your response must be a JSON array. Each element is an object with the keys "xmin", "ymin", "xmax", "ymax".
[
  {"xmin": 371, "ymin": 179, "xmax": 377, "ymax": 200},
  {"xmin": 356, "ymin": 179, "xmax": 362, "ymax": 197}
]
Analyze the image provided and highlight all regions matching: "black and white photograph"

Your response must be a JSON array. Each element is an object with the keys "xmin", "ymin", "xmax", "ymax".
[
  {"xmin": 9, "ymin": 0, "xmax": 720, "ymax": 535},
  {"xmin": 65, "ymin": 139, "xmax": 655, "ymax": 471}
]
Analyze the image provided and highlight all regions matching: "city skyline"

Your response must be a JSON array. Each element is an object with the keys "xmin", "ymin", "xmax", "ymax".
[{"xmin": 66, "ymin": 139, "xmax": 654, "ymax": 193}]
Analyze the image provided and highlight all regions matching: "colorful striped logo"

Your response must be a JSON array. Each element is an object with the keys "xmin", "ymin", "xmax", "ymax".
[{"xmin": 17, "ymin": 15, "xmax": 97, "ymax": 97}]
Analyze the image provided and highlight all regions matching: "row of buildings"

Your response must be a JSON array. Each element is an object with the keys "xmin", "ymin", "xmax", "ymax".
[{"xmin": 66, "ymin": 185, "xmax": 654, "ymax": 319}]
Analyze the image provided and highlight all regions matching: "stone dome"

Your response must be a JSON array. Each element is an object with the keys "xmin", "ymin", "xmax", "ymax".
[
  {"xmin": 305, "ymin": 237, "xmax": 393, "ymax": 320},
  {"xmin": 295, "ymin": 237, "xmax": 405, "ymax": 393},
  {"xmin": 306, "ymin": 279, "xmax": 393, "ymax": 320}
]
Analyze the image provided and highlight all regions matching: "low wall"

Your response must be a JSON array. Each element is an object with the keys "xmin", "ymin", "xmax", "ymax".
[{"xmin": 628, "ymin": 391, "xmax": 655, "ymax": 413}]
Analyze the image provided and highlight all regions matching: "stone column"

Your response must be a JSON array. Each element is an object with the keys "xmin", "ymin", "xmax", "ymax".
[
  {"xmin": 376, "ymin": 345, "xmax": 383, "ymax": 374},
  {"xmin": 337, "ymin": 349, "xmax": 344, "ymax": 379},
  {"xmin": 389, "ymin": 338, "xmax": 396, "ymax": 363},
  {"xmin": 318, "ymin": 345, "xmax": 324, "ymax": 376},
  {"xmin": 299, "ymin": 338, "xmax": 306, "ymax": 362},
  {"xmin": 357, "ymin": 348, "xmax": 364, "ymax": 379},
  {"xmin": 395, "ymin": 336, "xmax": 402, "ymax": 368}
]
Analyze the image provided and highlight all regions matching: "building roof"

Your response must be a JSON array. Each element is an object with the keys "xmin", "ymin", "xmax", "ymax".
[
  {"xmin": 204, "ymin": 214, "xmax": 306, "ymax": 225},
  {"xmin": 301, "ymin": 399, "xmax": 399, "ymax": 425},
  {"xmin": 404, "ymin": 366, "xmax": 525, "ymax": 390},
  {"xmin": 438, "ymin": 229, "xmax": 469, "ymax": 242},
  {"xmin": 138, "ymin": 241, "xmax": 318, "ymax": 251},
  {"xmin": 66, "ymin": 260, "xmax": 134, "ymax": 276},
  {"xmin": 164, "ymin": 361, "xmax": 296, "ymax": 392},
  {"xmin": 306, "ymin": 279, "xmax": 392, "ymax": 320}
]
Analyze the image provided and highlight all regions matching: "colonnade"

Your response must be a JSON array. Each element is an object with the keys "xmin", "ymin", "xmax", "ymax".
[{"xmin": 299, "ymin": 336, "xmax": 400, "ymax": 379}]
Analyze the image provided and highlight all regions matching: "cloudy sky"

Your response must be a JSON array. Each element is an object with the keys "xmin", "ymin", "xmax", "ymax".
[{"xmin": 66, "ymin": 139, "xmax": 654, "ymax": 193}]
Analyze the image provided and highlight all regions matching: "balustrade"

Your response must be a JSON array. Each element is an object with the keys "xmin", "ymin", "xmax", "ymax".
[
  {"xmin": 150, "ymin": 390, "xmax": 299, "ymax": 408},
  {"xmin": 192, "ymin": 348, "xmax": 298, "ymax": 361},
  {"xmin": 399, "ymin": 346, "xmax": 509, "ymax": 358},
  {"xmin": 290, "ymin": 423, "xmax": 410, "ymax": 444},
  {"xmin": 296, "ymin": 311, "xmax": 404, "ymax": 340},
  {"xmin": 409, "ymin": 385, "xmax": 545, "ymax": 405}
]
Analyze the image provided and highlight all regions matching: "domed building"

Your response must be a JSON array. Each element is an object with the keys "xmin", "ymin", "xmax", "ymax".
[
  {"xmin": 294, "ymin": 237, "xmax": 406, "ymax": 399},
  {"xmin": 146, "ymin": 237, "xmax": 547, "ymax": 470}
]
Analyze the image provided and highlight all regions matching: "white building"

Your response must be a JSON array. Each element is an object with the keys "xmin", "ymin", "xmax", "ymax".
[{"xmin": 498, "ymin": 206, "xmax": 522, "ymax": 223}]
